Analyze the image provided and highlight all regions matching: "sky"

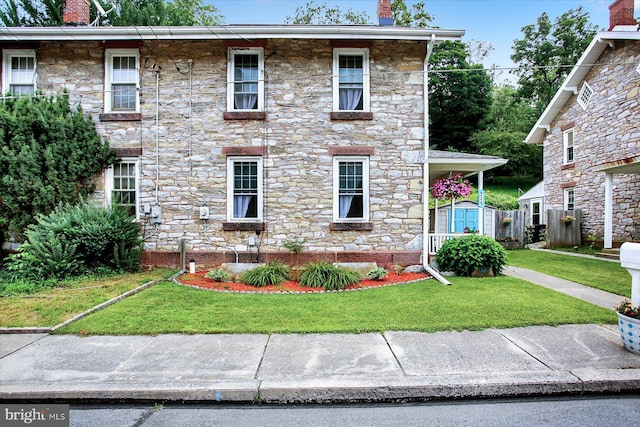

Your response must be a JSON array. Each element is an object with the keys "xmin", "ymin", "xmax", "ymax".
[{"xmin": 206, "ymin": 0, "xmax": 639, "ymax": 83}]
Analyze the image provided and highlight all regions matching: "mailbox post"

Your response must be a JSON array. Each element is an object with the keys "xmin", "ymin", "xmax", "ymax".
[{"xmin": 620, "ymin": 242, "xmax": 640, "ymax": 307}]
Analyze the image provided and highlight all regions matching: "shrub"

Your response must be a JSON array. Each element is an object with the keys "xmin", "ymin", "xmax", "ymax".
[
  {"xmin": 436, "ymin": 235, "xmax": 507, "ymax": 277},
  {"xmin": 6, "ymin": 202, "xmax": 142, "ymax": 283},
  {"xmin": 282, "ymin": 238, "xmax": 306, "ymax": 254},
  {"xmin": 205, "ymin": 267, "xmax": 230, "ymax": 282},
  {"xmin": 299, "ymin": 261, "xmax": 362, "ymax": 291},
  {"xmin": 367, "ymin": 267, "xmax": 388, "ymax": 281},
  {"xmin": 240, "ymin": 261, "xmax": 291, "ymax": 287}
]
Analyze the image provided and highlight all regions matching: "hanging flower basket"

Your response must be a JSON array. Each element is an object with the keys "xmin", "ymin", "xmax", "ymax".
[
  {"xmin": 560, "ymin": 215, "xmax": 576, "ymax": 224},
  {"xmin": 430, "ymin": 172, "xmax": 472, "ymax": 201},
  {"xmin": 502, "ymin": 217, "xmax": 513, "ymax": 225}
]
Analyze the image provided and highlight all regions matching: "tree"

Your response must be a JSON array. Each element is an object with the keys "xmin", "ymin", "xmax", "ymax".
[
  {"xmin": 428, "ymin": 41, "xmax": 493, "ymax": 152},
  {"xmin": 0, "ymin": 0, "xmax": 223, "ymax": 27},
  {"xmin": 511, "ymin": 7, "xmax": 599, "ymax": 109},
  {"xmin": 390, "ymin": 0, "xmax": 433, "ymax": 28},
  {"xmin": 0, "ymin": 93, "xmax": 116, "ymax": 238},
  {"xmin": 285, "ymin": 1, "xmax": 370, "ymax": 25}
]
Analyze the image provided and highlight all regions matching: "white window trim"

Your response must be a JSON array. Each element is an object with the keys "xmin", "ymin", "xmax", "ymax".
[
  {"xmin": 577, "ymin": 81, "xmax": 593, "ymax": 110},
  {"xmin": 563, "ymin": 128, "xmax": 575, "ymax": 165},
  {"xmin": 531, "ymin": 198, "xmax": 542, "ymax": 226},
  {"xmin": 105, "ymin": 157, "xmax": 140, "ymax": 220},
  {"xmin": 104, "ymin": 48, "xmax": 140, "ymax": 113},
  {"xmin": 332, "ymin": 156, "xmax": 370, "ymax": 222},
  {"xmin": 226, "ymin": 156, "xmax": 264, "ymax": 222},
  {"xmin": 563, "ymin": 187, "xmax": 575, "ymax": 211},
  {"xmin": 2, "ymin": 49, "xmax": 36, "ymax": 95},
  {"xmin": 227, "ymin": 48, "xmax": 264, "ymax": 112},
  {"xmin": 636, "ymin": 63, "xmax": 640, "ymax": 75},
  {"xmin": 332, "ymin": 48, "xmax": 370, "ymax": 112}
]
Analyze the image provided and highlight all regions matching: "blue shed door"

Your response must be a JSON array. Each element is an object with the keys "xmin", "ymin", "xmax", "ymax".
[{"xmin": 447, "ymin": 209, "xmax": 479, "ymax": 233}]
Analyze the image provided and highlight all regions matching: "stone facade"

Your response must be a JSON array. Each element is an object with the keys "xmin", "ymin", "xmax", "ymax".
[
  {"xmin": 22, "ymin": 38, "xmax": 430, "ymax": 266},
  {"xmin": 542, "ymin": 39, "xmax": 640, "ymax": 245}
]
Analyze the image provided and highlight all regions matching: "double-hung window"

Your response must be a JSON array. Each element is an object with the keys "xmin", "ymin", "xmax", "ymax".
[
  {"xmin": 227, "ymin": 48, "xmax": 264, "ymax": 111},
  {"xmin": 564, "ymin": 187, "xmax": 575, "ymax": 211},
  {"xmin": 227, "ymin": 157, "xmax": 263, "ymax": 221},
  {"xmin": 333, "ymin": 156, "xmax": 369, "ymax": 221},
  {"xmin": 563, "ymin": 128, "xmax": 574, "ymax": 165},
  {"xmin": 333, "ymin": 48, "xmax": 369, "ymax": 112},
  {"xmin": 3, "ymin": 49, "xmax": 36, "ymax": 96},
  {"xmin": 105, "ymin": 158, "xmax": 139, "ymax": 219},
  {"xmin": 105, "ymin": 49, "xmax": 139, "ymax": 113}
]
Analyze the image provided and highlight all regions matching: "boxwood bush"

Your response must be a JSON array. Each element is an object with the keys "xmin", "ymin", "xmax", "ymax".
[{"xmin": 436, "ymin": 235, "xmax": 507, "ymax": 277}]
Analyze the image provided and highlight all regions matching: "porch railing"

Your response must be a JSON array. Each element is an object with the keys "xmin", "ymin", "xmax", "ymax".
[{"xmin": 427, "ymin": 233, "xmax": 466, "ymax": 254}]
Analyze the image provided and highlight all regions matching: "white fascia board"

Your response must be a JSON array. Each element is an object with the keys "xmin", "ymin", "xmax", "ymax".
[{"xmin": 0, "ymin": 25, "xmax": 465, "ymax": 42}]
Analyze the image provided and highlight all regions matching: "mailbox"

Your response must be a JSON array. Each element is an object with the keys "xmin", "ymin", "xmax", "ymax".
[{"xmin": 621, "ymin": 242, "xmax": 640, "ymax": 270}]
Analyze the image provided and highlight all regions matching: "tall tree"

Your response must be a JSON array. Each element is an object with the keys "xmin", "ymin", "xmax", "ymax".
[
  {"xmin": 0, "ymin": 0, "xmax": 223, "ymax": 27},
  {"xmin": 0, "ymin": 93, "xmax": 116, "ymax": 238},
  {"xmin": 390, "ymin": 0, "xmax": 432, "ymax": 27},
  {"xmin": 285, "ymin": 1, "xmax": 370, "ymax": 25},
  {"xmin": 511, "ymin": 7, "xmax": 599, "ymax": 109}
]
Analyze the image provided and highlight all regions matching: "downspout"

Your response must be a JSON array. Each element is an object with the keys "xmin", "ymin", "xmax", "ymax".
[{"xmin": 422, "ymin": 34, "xmax": 450, "ymax": 285}]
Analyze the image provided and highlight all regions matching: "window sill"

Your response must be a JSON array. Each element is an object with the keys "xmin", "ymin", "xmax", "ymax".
[
  {"xmin": 223, "ymin": 111, "xmax": 266, "ymax": 121},
  {"xmin": 330, "ymin": 222, "xmax": 373, "ymax": 231},
  {"xmin": 561, "ymin": 163, "xmax": 575, "ymax": 170},
  {"xmin": 222, "ymin": 222, "xmax": 265, "ymax": 231},
  {"xmin": 99, "ymin": 113, "xmax": 142, "ymax": 122},
  {"xmin": 330, "ymin": 112, "xmax": 373, "ymax": 121}
]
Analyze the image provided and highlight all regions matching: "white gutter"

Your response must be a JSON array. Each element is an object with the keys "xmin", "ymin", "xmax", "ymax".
[
  {"xmin": 0, "ymin": 25, "xmax": 465, "ymax": 42},
  {"xmin": 421, "ymin": 34, "xmax": 450, "ymax": 286}
]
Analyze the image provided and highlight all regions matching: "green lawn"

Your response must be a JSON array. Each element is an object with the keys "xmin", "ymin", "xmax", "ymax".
[
  {"xmin": 507, "ymin": 249, "xmax": 631, "ymax": 297},
  {"xmin": 58, "ymin": 276, "xmax": 615, "ymax": 335}
]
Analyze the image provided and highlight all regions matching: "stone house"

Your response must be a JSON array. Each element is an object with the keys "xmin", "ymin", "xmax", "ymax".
[
  {"xmin": 1, "ymin": 0, "xmax": 506, "ymax": 268},
  {"xmin": 525, "ymin": 0, "xmax": 640, "ymax": 249}
]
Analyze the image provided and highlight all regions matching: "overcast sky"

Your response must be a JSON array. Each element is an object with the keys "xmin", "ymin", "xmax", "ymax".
[{"xmin": 208, "ymin": 0, "xmax": 639, "ymax": 83}]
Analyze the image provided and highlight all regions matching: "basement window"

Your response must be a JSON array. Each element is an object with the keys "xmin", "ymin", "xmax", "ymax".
[{"xmin": 577, "ymin": 82, "xmax": 593, "ymax": 110}]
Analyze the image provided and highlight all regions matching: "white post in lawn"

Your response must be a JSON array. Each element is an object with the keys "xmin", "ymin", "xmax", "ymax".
[{"xmin": 620, "ymin": 243, "xmax": 640, "ymax": 307}]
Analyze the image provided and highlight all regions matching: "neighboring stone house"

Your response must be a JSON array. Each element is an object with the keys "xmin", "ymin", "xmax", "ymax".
[
  {"xmin": 525, "ymin": 0, "xmax": 640, "ymax": 249},
  {"xmin": 1, "ymin": 0, "xmax": 506, "ymax": 268}
]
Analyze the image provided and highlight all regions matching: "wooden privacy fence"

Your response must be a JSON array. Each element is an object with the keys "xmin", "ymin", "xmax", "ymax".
[
  {"xmin": 495, "ymin": 210, "xmax": 525, "ymax": 249},
  {"xmin": 546, "ymin": 209, "xmax": 582, "ymax": 248}
]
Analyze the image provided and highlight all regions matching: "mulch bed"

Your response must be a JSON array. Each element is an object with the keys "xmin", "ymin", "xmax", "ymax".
[{"xmin": 176, "ymin": 271, "xmax": 430, "ymax": 294}]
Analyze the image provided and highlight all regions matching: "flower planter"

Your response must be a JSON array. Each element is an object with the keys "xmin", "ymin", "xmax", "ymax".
[{"xmin": 616, "ymin": 312, "xmax": 640, "ymax": 355}]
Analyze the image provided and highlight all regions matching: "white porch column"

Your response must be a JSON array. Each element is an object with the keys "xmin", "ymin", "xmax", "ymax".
[
  {"xmin": 604, "ymin": 172, "xmax": 613, "ymax": 249},
  {"xmin": 477, "ymin": 170, "xmax": 484, "ymax": 235},
  {"xmin": 450, "ymin": 198, "xmax": 456, "ymax": 233}
]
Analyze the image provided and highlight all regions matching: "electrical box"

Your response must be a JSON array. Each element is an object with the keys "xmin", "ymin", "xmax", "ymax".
[
  {"xmin": 150, "ymin": 205, "xmax": 162, "ymax": 224},
  {"xmin": 142, "ymin": 203, "xmax": 151, "ymax": 215},
  {"xmin": 199, "ymin": 207, "xmax": 209, "ymax": 220},
  {"xmin": 248, "ymin": 236, "xmax": 256, "ymax": 246}
]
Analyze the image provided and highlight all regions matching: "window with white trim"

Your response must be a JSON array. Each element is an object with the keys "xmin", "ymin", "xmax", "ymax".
[
  {"xmin": 563, "ymin": 128, "xmax": 574, "ymax": 165},
  {"xmin": 564, "ymin": 187, "xmax": 575, "ymax": 211},
  {"xmin": 105, "ymin": 49, "xmax": 140, "ymax": 113},
  {"xmin": 333, "ymin": 156, "xmax": 369, "ymax": 221},
  {"xmin": 227, "ymin": 157, "xmax": 263, "ymax": 221},
  {"xmin": 2, "ymin": 49, "xmax": 36, "ymax": 96},
  {"xmin": 227, "ymin": 48, "xmax": 264, "ymax": 111},
  {"xmin": 333, "ymin": 48, "xmax": 370, "ymax": 112},
  {"xmin": 577, "ymin": 82, "xmax": 593, "ymax": 110},
  {"xmin": 105, "ymin": 158, "xmax": 139, "ymax": 219}
]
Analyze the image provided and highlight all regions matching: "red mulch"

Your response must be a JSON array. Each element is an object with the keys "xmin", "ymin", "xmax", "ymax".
[{"xmin": 177, "ymin": 271, "xmax": 430, "ymax": 293}]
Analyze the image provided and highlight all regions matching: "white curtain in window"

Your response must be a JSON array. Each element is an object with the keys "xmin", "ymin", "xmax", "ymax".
[
  {"xmin": 339, "ymin": 195, "xmax": 354, "ymax": 218},
  {"xmin": 235, "ymin": 94, "xmax": 257, "ymax": 110},
  {"xmin": 339, "ymin": 88, "xmax": 362, "ymax": 110},
  {"xmin": 234, "ymin": 195, "xmax": 252, "ymax": 218}
]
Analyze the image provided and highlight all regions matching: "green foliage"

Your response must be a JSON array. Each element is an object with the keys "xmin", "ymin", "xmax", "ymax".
[
  {"xmin": 0, "ymin": 93, "xmax": 116, "ymax": 238},
  {"xmin": 511, "ymin": 7, "xmax": 599, "ymax": 108},
  {"xmin": 282, "ymin": 238, "xmax": 306, "ymax": 254},
  {"xmin": 391, "ymin": 0, "xmax": 433, "ymax": 28},
  {"xmin": 436, "ymin": 235, "xmax": 507, "ymax": 277},
  {"xmin": 299, "ymin": 261, "xmax": 362, "ymax": 291},
  {"xmin": 205, "ymin": 267, "xmax": 230, "ymax": 282},
  {"xmin": 5, "ymin": 202, "xmax": 142, "ymax": 284},
  {"xmin": 367, "ymin": 267, "xmax": 388, "ymax": 281},
  {"xmin": 285, "ymin": 0, "xmax": 370, "ymax": 24},
  {"xmin": 240, "ymin": 261, "xmax": 291, "ymax": 287}
]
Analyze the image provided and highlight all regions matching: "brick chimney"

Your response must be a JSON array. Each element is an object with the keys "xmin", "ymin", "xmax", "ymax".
[
  {"xmin": 63, "ymin": 0, "xmax": 90, "ymax": 26},
  {"xmin": 608, "ymin": 0, "xmax": 637, "ymax": 31},
  {"xmin": 377, "ymin": 0, "xmax": 393, "ymax": 26}
]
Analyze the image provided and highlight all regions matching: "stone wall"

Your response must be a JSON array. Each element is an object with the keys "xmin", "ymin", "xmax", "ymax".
[
  {"xmin": 542, "ymin": 39, "xmax": 640, "ymax": 244},
  {"xmin": 31, "ymin": 38, "xmax": 428, "ymax": 264}
]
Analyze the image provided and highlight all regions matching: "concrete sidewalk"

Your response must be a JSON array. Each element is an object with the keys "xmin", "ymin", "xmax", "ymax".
[{"xmin": 1, "ymin": 266, "xmax": 639, "ymax": 403}]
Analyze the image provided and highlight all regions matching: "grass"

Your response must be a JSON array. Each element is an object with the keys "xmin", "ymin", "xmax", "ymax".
[
  {"xmin": 0, "ymin": 269, "xmax": 175, "ymax": 328},
  {"xmin": 57, "ymin": 276, "xmax": 615, "ymax": 335},
  {"xmin": 548, "ymin": 246, "xmax": 601, "ymax": 256},
  {"xmin": 507, "ymin": 249, "xmax": 631, "ymax": 297}
]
